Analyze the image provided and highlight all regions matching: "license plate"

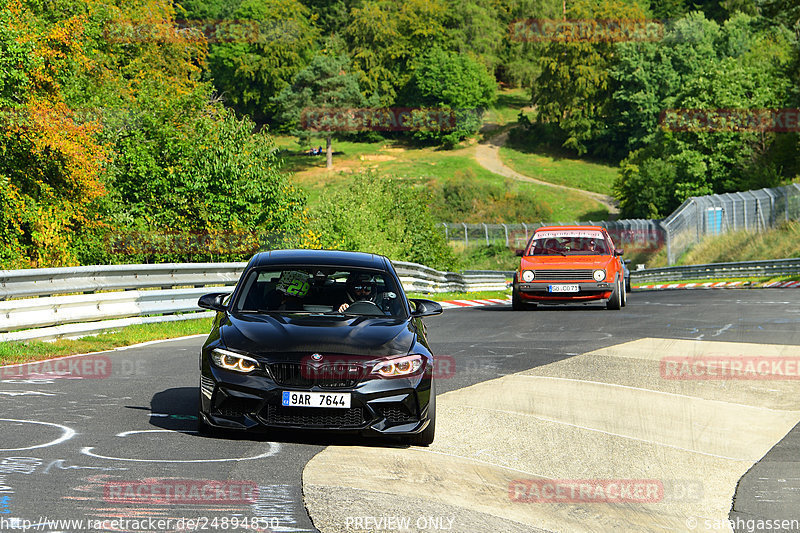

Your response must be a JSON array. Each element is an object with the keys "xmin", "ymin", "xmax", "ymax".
[
  {"xmin": 281, "ymin": 391, "xmax": 351, "ymax": 408},
  {"xmin": 549, "ymin": 284, "xmax": 580, "ymax": 293}
]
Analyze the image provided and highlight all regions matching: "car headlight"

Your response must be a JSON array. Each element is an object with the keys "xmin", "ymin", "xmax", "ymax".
[
  {"xmin": 593, "ymin": 269, "xmax": 606, "ymax": 282},
  {"xmin": 521, "ymin": 270, "xmax": 535, "ymax": 282},
  {"xmin": 211, "ymin": 348, "xmax": 259, "ymax": 373},
  {"xmin": 372, "ymin": 355, "xmax": 424, "ymax": 378}
]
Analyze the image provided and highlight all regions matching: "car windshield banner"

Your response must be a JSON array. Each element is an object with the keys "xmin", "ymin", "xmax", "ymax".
[{"xmin": 534, "ymin": 230, "xmax": 604, "ymax": 240}]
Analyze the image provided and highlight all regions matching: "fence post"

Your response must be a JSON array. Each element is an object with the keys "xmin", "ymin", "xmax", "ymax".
[
  {"xmin": 502, "ymin": 224, "xmax": 509, "ymax": 247},
  {"xmin": 483, "ymin": 223, "xmax": 489, "ymax": 245},
  {"xmin": 442, "ymin": 222, "xmax": 448, "ymax": 241},
  {"xmin": 462, "ymin": 223, "xmax": 468, "ymax": 246},
  {"xmin": 665, "ymin": 222, "xmax": 673, "ymax": 265},
  {"xmin": 763, "ymin": 188, "xmax": 776, "ymax": 228},
  {"xmin": 522, "ymin": 223, "xmax": 528, "ymax": 244},
  {"xmin": 740, "ymin": 192, "xmax": 748, "ymax": 232}
]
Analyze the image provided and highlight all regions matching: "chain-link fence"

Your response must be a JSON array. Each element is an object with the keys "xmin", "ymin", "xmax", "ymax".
[
  {"xmin": 661, "ymin": 183, "xmax": 800, "ymax": 264},
  {"xmin": 441, "ymin": 220, "xmax": 665, "ymax": 252},
  {"xmin": 443, "ymin": 183, "xmax": 800, "ymax": 265}
]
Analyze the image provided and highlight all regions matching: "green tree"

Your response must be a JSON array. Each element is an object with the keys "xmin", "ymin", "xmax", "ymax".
[
  {"xmin": 614, "ymin": 12, "xmax": 796, "ymax": 218},
  {"xmin": 273, "ymin": 53, "xmax": 370, "ymax": 168},
  {"xmin": 206, "ymin": 0, "xmax": 319, "ymax": 122},
  {"xmin": 402, "ymin": 48, "xmax": 496, "ymax": 147},
  {"xmin": 443, "ymin": 0, "xmax": 507, "ymax": 75},
  {"xmin": 345, "ymin": 0, "xmax": 448, "ymax": 105},
  {"xmin": 530, "ymin": 0, "xmax": 650, "ymax": 157}
]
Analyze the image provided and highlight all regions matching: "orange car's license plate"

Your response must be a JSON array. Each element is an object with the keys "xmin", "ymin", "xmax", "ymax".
[{"xmin": 548, "ymin": 285, "xmax": 579, "ymax": 293}]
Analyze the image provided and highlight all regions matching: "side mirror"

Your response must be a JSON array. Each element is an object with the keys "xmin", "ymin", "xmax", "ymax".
[
  {"xmin": 198, "ymin": 292, "xmax": 229, "ymax": 312},
  {"xmin": 409, "ymin": 298, "xmax": 443, "ymax": 317},
  {"xmin": 623, "ymin": 259, "xmax": 631, "ymax": 265},
  {"xmin": 615, "ymin": 249, "xmax": 624, "ymax": 256},
  {"xmin": 515, "ymin": 249, "xmax": 524, "ymax": 257}
]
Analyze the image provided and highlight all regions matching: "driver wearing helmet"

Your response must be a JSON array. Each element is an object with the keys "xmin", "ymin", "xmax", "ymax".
[
  {"xmin": 266, "ymin": 270, "xmax": 311, "ymax": 311},
  {"xmin": 338, "ymin": 272, "xmax": 378, "ymax": 313}
]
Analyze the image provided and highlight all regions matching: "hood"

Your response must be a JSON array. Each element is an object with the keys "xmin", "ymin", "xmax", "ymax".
[
  {"xmin": 521, "ymin": 255, "xmax": 614, "ymax": 270},
  {"xmin": 220, "ymin": 313, "xmax": 415, "ymax": 359}
]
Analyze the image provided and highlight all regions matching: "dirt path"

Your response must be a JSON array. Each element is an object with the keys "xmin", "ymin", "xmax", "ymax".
[{"xmin": 474, "ymin": 130, "xmax": 619, "ymax": 216}]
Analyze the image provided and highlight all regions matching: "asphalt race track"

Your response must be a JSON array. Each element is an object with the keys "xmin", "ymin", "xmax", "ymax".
[{"xmin": 1, "ymin": 289, "xmax": 799, "ymax": 533}]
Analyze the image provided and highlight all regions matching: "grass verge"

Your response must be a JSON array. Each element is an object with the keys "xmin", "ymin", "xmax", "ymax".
[{"xmin": 0, "ymin": 318, "xmax": 212, "ymax": 365}]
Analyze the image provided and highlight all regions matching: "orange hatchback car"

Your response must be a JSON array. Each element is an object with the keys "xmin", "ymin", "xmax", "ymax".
[{"xmin": 512, "ymin": 225, "xmax": 627, "ymax": 310}]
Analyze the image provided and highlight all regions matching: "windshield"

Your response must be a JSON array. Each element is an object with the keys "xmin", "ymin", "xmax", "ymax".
[
  {"xmin": 528, "ymin": 230, "xmax": 609, "ymax": 256},
  {"xmin": 233, "ymin": 267, "xmax": 407, "ymax": 318}
]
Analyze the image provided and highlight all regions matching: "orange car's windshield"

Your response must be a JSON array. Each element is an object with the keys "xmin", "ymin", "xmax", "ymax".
[{"xmin": 528, "ymin": 233, "xmax": 609, "ymax": 256}]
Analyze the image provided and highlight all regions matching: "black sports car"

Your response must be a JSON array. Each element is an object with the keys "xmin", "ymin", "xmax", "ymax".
[{"xmin": 197, "ymin": 249, "xmax": 442, "ymax": 445}]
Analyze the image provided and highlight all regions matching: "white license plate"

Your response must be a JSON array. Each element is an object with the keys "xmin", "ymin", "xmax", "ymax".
[
  {"xmin": 281, "ymin": 391, "xmax": 351, "ymax": 408},
  {"xmin": 549, "ymin": 284, "xmax": 580, "ymax": 293}
]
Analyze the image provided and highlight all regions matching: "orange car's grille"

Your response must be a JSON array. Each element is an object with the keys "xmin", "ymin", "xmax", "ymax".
[{"xmin": 533, "ymin": 269, "xmax": 594, "ymax": 281}]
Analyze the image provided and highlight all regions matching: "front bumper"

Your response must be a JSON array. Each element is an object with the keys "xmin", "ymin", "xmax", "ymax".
[
  {"xmin": 199, "ymin": 366, "xmax": 433, "ymax": 437},
  {"xmin": 517, "ymin": 281, "xmax": 613, "ymax": 303}
]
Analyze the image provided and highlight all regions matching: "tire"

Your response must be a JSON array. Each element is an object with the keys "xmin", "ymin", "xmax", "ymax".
[
  {"xmin": 625, "ymin": 277, "xmax": 632, "ymax": 293},
  {"xmin": 621, "ymin": 279, "xmax": 627, "ymax": 307},
  {"xmin": 408, "ymin": 384, "xmax": 435, "ymax": 446},
  {"xmin": 512, "ymin": 285, "xmax": 526, "ymax": 311},
  {"xmin": 606, "ymin": 276, "xmax": 622, "ymax": 310}
]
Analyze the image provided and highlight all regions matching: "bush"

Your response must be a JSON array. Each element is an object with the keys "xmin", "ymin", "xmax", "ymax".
[
  {"xmin": 312, "ymin": 172, "xmax": 456, "ymax": 270},
  {"xmin": 428, "ymin": 171, "xmax": 553, "ymax": 222}
]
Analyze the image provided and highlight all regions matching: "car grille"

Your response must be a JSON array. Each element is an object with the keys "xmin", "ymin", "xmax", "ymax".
[
  {"xmin": 268, "ymin": 362, "xmax": 362, "ymax": 389},
  {"xmin": 269, "ymin": 363, "xmax": 313, "ymax": 387},
  {"xmin": 533, "ymin": 269, "xmax": 594, "ymax": 281},
  {"xmin": 376, "ymin": 405, "xmax": 418, "ymax": 423},
  {"xmin": 260, "ymin": 405, "xmax": 364, "ymax": 428}
]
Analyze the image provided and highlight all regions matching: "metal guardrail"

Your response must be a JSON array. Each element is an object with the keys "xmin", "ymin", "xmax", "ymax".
[
  {"xmin": 0, "ymin": 263, "xmax": 246, "ymax": 300},
  {"xmin": 0, "ymin": 261, "xmax": 508, "ymax": 342},
  {"xmin": 630, "ymin": 258, "xmax": 800, "ymax": 283}
]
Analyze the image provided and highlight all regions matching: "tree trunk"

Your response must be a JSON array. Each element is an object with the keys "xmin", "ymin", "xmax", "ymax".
[{"xmin": 326, "ymin": 135, "xmax": 332, "ymax": 169}]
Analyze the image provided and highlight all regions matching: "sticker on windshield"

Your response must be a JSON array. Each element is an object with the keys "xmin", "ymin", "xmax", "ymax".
[
  {"xmin": 534, "ymin": 230, "xmax": 604, "ymax": 240},
  {"xmin": 276, "ymin": 271, "xmax": 311, "ymax": 297}
]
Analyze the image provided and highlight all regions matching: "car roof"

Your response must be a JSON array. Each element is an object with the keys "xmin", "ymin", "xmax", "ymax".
[
  {"xmin": 534, "ymin": 225, "xmax": 606, "ymax": 232},
  {"xmin": 248, "ymin": 249, "xmax": 387, "ymax": 270}
]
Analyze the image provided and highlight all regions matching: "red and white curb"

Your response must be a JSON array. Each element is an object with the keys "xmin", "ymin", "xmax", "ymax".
[
  {"xmin": 634, "ymin": 280, "xmax": 800, "ymax": 290},
  {"xmin": 439, "ymin": 298, "xmax": 511, "ymax": 309}
]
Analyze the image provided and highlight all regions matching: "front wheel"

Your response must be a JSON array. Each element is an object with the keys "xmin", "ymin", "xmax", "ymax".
[
  {"xmin": 606, "ymin": 276, "xmax": 622, "ymax": 310},
  {"xmin": 621, "ymin": 279, "xmax": 627, "ymax": 307},
  {"xmin": 512, "ymin": 285, "xmax": 526, "ymax": 311}
]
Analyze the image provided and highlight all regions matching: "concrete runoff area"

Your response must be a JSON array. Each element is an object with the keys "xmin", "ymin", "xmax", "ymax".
[{"xmin": 303, "ymin": 338, "xmax": 800, "ymax": 532}]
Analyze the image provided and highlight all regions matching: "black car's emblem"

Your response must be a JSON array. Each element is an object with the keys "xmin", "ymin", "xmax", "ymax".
[{"xmin": 311, "ymin": 353, "xmax": 323, "ymax": 361}]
